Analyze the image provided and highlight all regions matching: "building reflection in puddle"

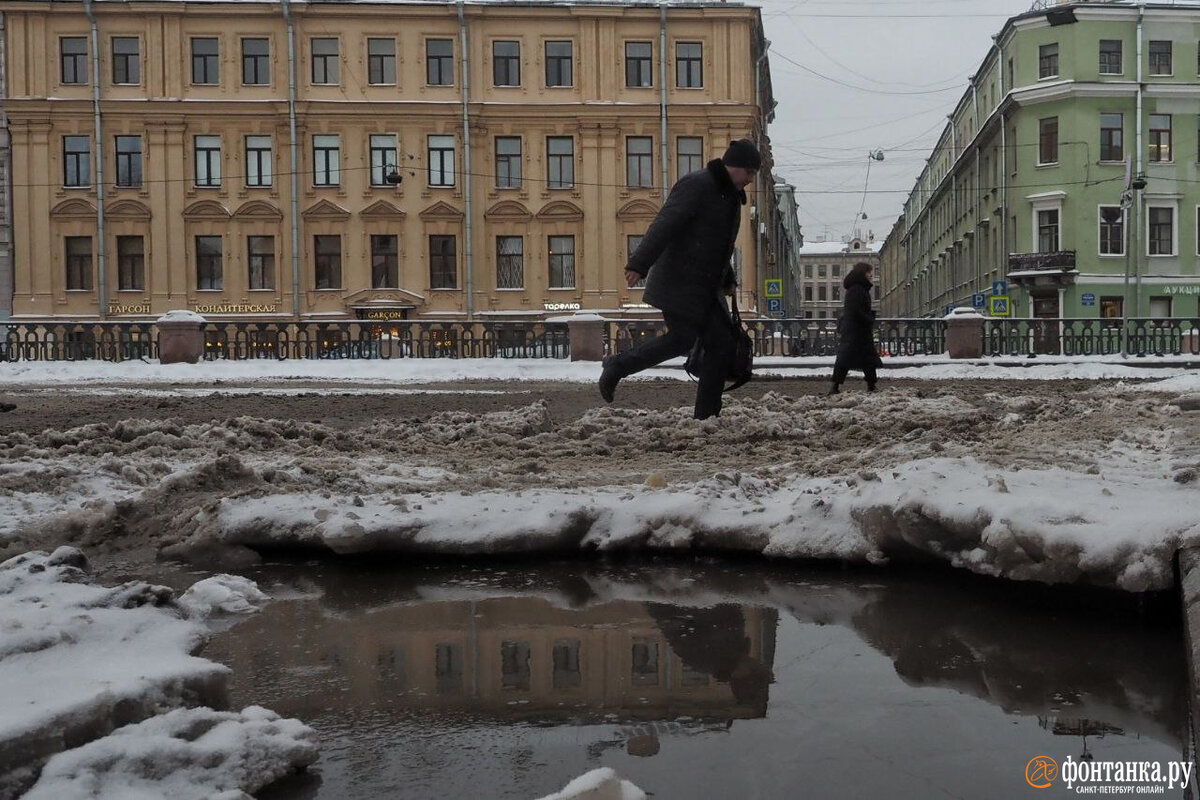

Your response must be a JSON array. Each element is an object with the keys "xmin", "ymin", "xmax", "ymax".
[{"xmin": 200, "ymin": 560, "xmax": 1186, "ymax": 799}]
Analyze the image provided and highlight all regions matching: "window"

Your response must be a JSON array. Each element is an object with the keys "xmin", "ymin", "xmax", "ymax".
[
  {"xmin": 313, "ymin": 134, "xmax": 340, "ymax": 186},
  {"xmin": 552, "ymin": 639, "xmax": 581, "ymax": 690},
  {"xmin": 1149, "ymin": 40, "xmax": 1172, "ymax": 75},
  {"xmin": 625, "ymin": 41, "xmax": 653, "ymax": 87},
  {"xmin": 495, "ymin": 137, "xmax": 522, "ymax": 189},
  {"xmin": 804, "ymin": 264, "xmax": 812, "ymax": 278},
  {"xmin": 1099, "ymin": 39, "xmax": 1122, "ymax": 74},
  {"xmin": 545, "ymin": 40, "xmax": 572, "ymax": 87},
  {"xmin": 242, "ymin": 38, "xmax": 270, "ymax": 85},
  {"xmin": 1099, "ymin": 113, "xmax": 1123, "ymax": 162},
  {"xmin": 63, "ymin": 136, "xmax": 90, "ymax": 187},
  {"xmin": 677, "ymin": 136, "xmax": 703, "ymax": 178},
  {"xmin": 191, "ymin": 38, "xmax": 218, "ymax": 85},
  {"xmin": 194, "ymin": 135, "xmax": 221, "ymax": 187},
  {"xmin": 804, "ymin": 286, "xmax": 813, "ymax": 301},
  {"xmin": 247, "ymin": 236, "xmax": 275, "ymax": 290},
  {"xmin": 426, "ymin": 39, "xmax": 453, "ymax": 86},
  {"xmin": 1100, "ymin": 296, "xmax": 1123, "ymax": 322},
  {"xmin": 549, "ymin": 235, "xmax": 575, "ymax": 289},
  {"xmin": 496, "ymin": 236, "xmax": 523, "ymax": 289},
  {"xmin": 429, "ymin": 234, "xmax": 457, "ymax": 289},
  {"xmin": 115, "ymin": 135, "xmax": 142, "ymax": 188},
  {"xmin": 1037, "ymin": 209, "xmax": 1059, "ymax": 252},
  {"xmin": 1149, "ymin": 296, "xmax": 1172, "ymax": 319},
  {"xmin": 493, "ymin": 41, "xmax": 520, "ymax": 87},
  {"xmin": 65, "ymin": 236, "xmax": 93, "ymax": 291},
  {"xmin": 245, "ymin": 136, "xmax": 272, "ymax": 187},
  {"xmin": 1148, "ymin": 207, "xmax": 1174, "ymax": 255},
  {"xmin": 435, "ymin": 643, "xmax": 463, "ymax": 694},
  {"xmin": 1038, "ymin": 117, "xmax": 1058, "ymax": 165},
  {"xmin": 631, "ymin": 640, "xmax": 658, "ymax": 686},
  {"xmin": 371, "ymin": 234, "xmax": 398, "ymax": 288},
  {"xmin": 501, "ymin": 641, "xmax": 531, "ymax": 691},
  {"xmin": 1099, "ymin": 206, "xmax": 1124, "ymax": 256},
  {"xmin": 676, "ymin": 42, "xmax": 702, "ymax": 88},
  {"xmin": 369, "ymin": 135, "xmax": 398, "ymax": 187},
  {"xmin": 1150, "ymin": 115, "xmax": 1172, "ymax": 162},
  {"xmin": 428, "ymin": 135, "xmax": 455, "ymax": 187},
  {"xmin": 112, "ymin": 37, "xmax": 140, "ymax": 84},
  {"xmin": 831, "ymin": 264, "xmax": 842, "ymax": 277},
  {"xmin": 547, "ymin": 136, "xmax": 574, "ymax": 189},
  {"xmin": 1038, "ymin": 43, "xmax": 1058, "ymax": 79},
  {"xmin": 817, "ymin": 264, "xmax": 826, "ymax": 278},
  {"xmin": 314, "ymin": 234, "xmax": 341, "ymax": 289},
  {"xmin": 61, "ymin": 37, "xmax": 87, "ymax": 85},
  {"xmin": 818, "ymin": 286, "xmax": 827, "ymax": 301},
  {"xmin": 116, "ymin": 236, "xmax": 144, "ymax": 291},
  {"xmin": 195, "ymin": 235, "xmax": 223, "ymax": 290},
  {"xmin": 626, "ymin": 136, "xmax": 653, "ymax": 188},
  {"xmin": 833, "ymin": 286, "xmax": 842, "ymax": 301},
  {"xmin": 368, "ymin": 39, "xmax": 396, "ymax": 85},
  {"xmin": 311, "ymin": 38, "xmax": 339, "ymax": 84},
  {"xmin": 627, "ymin": 235, "xmax": 645, "ymax": 287}
]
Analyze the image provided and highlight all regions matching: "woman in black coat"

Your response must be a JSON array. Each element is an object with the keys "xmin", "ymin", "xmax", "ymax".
[{"xmin": 829, "ymin": 261, "xmax": 882, "ymax": 394}]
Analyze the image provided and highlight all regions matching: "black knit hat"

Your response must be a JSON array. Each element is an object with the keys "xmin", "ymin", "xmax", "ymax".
[{"xmin": 722, "ymin": 139, "xmax": 762, "ymax": 170}]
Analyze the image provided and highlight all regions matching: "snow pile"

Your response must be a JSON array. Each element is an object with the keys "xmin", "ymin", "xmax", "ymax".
[
  {"xmin": 22, "ymin": 705, "xmax": 317, "ymax": 800},
  {"xmin": 534, "ymin": 767, "xmax": 646, "ymax": 800},
  {"xmin": 178, "ymin": 575, "xmax": 269, "ymax": 617}
]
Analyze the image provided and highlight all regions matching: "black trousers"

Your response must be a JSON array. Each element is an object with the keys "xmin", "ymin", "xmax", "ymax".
[
  {"xmin": 831, "ymin": 356, "xmax": 878, "ymax": 388},
  {"xmin": 611, "ymin": 303, "xmax": 733, "ymax": 419}
]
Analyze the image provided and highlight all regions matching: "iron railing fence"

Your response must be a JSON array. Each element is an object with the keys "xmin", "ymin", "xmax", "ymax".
[{"xmin": 1, "ymin": 317, "xmax": 1197, "ymax": 363}]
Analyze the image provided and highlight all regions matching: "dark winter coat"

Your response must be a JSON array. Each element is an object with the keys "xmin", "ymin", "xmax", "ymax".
[
  {"xmin": 835, "ymin": 270, "xmax": 882, "ymax": 370},
  {"xmin": 626, "ymin": 159, "xmax": 745, "ymax": 324}
]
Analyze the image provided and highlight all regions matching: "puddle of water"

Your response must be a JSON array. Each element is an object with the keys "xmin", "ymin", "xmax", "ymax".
[{"xmin": 197, "ymin": 559, "xmax": 1189, "ymax": 800}]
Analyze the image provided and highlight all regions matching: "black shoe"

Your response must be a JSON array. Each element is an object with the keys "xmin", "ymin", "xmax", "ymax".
[
  {"xmin": 867, "ymin": 384, "xmax": 877, "ymax": 392},
  {"xmin": 0, "ymin": 402, "xmax": 14, "ymax": 413},
  {"xmin": 826, "ymin": 384, "xmax": 840, "ymax": 396},
  {"xmin": 599, "ymin": 356, "xmax": 619, "ymax": 403}
]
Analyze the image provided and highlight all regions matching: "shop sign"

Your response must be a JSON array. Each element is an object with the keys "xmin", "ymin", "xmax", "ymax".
[
  {"xmin": 107, "ymin": 304, "xmax": 152, "ymax": 315},
  {"xmin": 193, "ymin": 303, "xmax": 278, "ymax": 314},
  {"xmin": 543, "ymin": 302, "xmax": 581, "ymax": 311}
]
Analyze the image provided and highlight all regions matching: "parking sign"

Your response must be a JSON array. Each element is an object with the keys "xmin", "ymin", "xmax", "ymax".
[
  {"xmin": 766, "ymin": 298, "xmax": 783, "ymax": 315},
  {"xmin": 972, "ymin": 293, "xmax": 986, "ymax": 308}
]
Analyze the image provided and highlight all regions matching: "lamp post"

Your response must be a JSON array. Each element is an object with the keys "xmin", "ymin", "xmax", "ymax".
[{"xmin": 1114, "ymin": 169, "xmax": 1146, "ymax": 357}]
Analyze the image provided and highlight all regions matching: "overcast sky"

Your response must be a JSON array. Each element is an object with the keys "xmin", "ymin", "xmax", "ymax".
[{"xmin": 755, "ymin": 0, "xmax": 1036, "ymax": 244}]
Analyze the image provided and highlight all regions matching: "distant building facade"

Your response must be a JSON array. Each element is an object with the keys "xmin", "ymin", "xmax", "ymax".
[
  {"xmin": 796, "ymin": 237, "xmax": 880, "ymax": 320},
  {"xmin": 879, "ymin": 0, "xmax": 1200, "ymax": 322},
  {"xmin": 0, "ymin": 0, "xmax": 776, "ymax": 323}
]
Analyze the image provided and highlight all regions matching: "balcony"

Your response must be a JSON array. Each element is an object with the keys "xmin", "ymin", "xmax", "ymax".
[{"xmin": 1007, "ymin": 250, "xmax": 1077, "ymax": 288}]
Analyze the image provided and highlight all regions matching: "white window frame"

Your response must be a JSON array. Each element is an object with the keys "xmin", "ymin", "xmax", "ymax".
[
  {"xmin": 428, "ymin": 134, "xmax": 456, "ymax": 187},
  {"xmin": 194, "ymin": 134, "xmax": 222, "ymax": 187},
  {"xmin": 312, "ymin": 134, "xmax": 341, "ymax": 187},
  {"xmin": 1027, "ymin": 192, "xmax": 1065, "ymax": 253}
]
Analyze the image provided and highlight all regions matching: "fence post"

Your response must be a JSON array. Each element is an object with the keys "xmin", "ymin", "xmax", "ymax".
[
  {"xmin": 944, "ymin": 307, "xmax": 985, "ymax": 359},
  {"xmin": 156, "ymin": 310, "xmax": 206, "ymax": 364},
  {"xmin": 561, "ymin": 312, "xmax": 606, "ymax": 361}
]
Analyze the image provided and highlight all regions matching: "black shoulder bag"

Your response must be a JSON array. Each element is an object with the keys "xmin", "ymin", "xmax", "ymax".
[{"xmin": 683, "ymin": 295, "xmax": 755, "ymax": 393}]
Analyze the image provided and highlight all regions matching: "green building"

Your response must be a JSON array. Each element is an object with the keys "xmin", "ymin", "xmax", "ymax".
[{"xmin": 879, "ymin": 0, "xmax": 1200, "ymax": 325}]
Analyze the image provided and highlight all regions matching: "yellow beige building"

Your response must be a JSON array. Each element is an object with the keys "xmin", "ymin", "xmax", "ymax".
[{"xmin": 0, "ymin": 0, "xmax": 775, "ymax": 324}]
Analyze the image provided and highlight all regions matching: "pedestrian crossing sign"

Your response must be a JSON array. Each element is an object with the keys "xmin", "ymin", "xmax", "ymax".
[
  {"xmin": 764, "ymin": 279, "xmax": 783, "ymax": 298},
  {"xmin": 990, "ymin": 295, "xmax": 1011, "ymax": 317}
]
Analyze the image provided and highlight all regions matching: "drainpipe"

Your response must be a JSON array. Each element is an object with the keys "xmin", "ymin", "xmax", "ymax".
[
  {"xmin": 972, "ymin": 80, "xmax": 980, "ymax": 291},
  {"xmin": 281, "ymin": 0, "xmax": 301, "ymax": 321},
  {"xmin": 84, "ymin": 0, "xmax": 107, "ymax": 319},
  {"xmin": 0, "ymin": 12, "xmax": 11, "ymax": 320},
  {"xmin": 458, "ymin": 0, "xmax": 474, "ymax": 319},
  {"xmin": 1134, "ymin": 1, "xmax": 1144, "ymax": 319},
  {"xmin": 995, "ymin": 34, "xmax": 1007, "ymax": 294},
  {"xmin": 659, "ymin": 1, "xmax": 669, "ymax": 194}
]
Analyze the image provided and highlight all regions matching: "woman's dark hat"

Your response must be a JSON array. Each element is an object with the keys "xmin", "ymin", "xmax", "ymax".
[{"xmin": 722, "ymin": 139, "xmax": 762, "ymax": 170}]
